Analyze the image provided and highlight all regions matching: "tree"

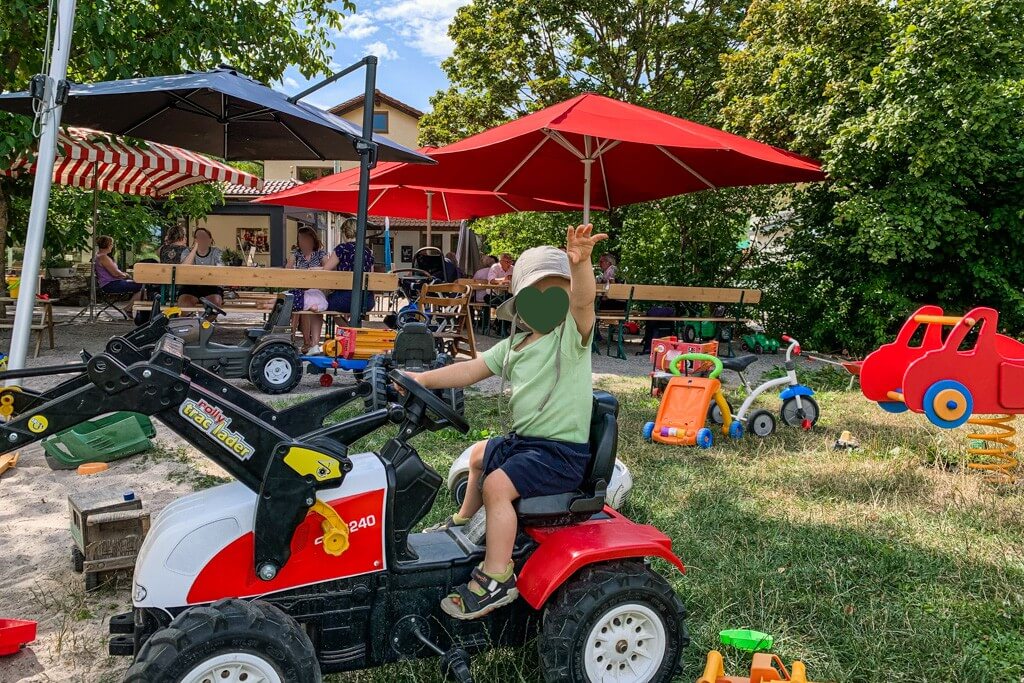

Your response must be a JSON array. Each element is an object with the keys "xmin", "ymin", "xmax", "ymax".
[
  {"xmin": 423, "ymin": 0, "xmax": 756, "ymax": 282},
  {"xmin": 419, "ymin": 0, "xmax": 749, "ymax": 144},
  {"xmin": 0, "ymin": 0, "xmax": 350, "ymax": 288},
  {"xmin": 718, "ymin": 0, "xmax": 1024, "ymax": 353}
]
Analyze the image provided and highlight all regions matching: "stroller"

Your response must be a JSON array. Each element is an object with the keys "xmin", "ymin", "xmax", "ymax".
[{"xmin": 385, "ymin": 247, "xmax": 459, "ymax": 330}]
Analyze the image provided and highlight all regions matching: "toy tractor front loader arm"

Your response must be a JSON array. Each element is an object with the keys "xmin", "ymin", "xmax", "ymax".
[{"xmin": 0, "ymin": 335, "xmax": 356, "ymax": 581}]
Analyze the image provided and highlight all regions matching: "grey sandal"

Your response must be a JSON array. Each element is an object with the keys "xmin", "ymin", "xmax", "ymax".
[
  {"xmin": 422, "ymin": 515, "xmax": 465, "ymax": 533},
  {"xmin": 441, "ymin": 565, "xmax": 519, "ymax": 620}
]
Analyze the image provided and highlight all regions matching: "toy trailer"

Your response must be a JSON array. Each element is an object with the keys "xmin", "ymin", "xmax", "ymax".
[
  {"xmin": 69, "ymin": 487, "xmax": 150, "ymax": 591},
  {"xmin": 697, "ymin": 650, "xmax": 818, "ymax": 683}
]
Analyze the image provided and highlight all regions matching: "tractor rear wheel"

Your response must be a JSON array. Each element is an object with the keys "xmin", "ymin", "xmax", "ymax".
[
  {"xmin": 124, "ymin": 599, "xmax": 320, "ymax": 683},
  {"xmin": 538, "ymin": 560, "xmax": 686, "ymax": 683},
  {"xmin": 248, "ymin": 344, "xmax": 302, "ymax": 394}
]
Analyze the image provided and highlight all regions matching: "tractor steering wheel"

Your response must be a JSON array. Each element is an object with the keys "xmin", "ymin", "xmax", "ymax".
[
  {"xmin": 390, "ymin": 369, "xmax": 469, "ymax": 434},
  {"xmin": 199, "ymin": 297, "xmax": 227, "ymax": 318}
]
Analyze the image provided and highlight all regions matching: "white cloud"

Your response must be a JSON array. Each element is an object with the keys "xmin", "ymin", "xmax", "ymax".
[
  {"xmin": 364, "ymin": 41, "xmax": 400, "ymax": 61},
  {"xmin": 333, "ymin": 13, "xmax": 379, "ymax": 40},
  {"xmin": 282, "ymin": 76, "xmax": 300, "ymax": 90},
  {"xmin": 373, "ymin": 0, "xmax": 469, "ymax": 61}
]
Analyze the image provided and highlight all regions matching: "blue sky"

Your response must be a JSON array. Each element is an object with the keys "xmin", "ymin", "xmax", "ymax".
[{"xmin": 275, "ymin": 0, "xmax": 470, "ymax": 114}]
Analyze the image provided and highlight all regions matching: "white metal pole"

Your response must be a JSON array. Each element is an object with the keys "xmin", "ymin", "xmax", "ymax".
[
  {"xmin": 425, "ymin": 191, "xmax": 434, "ymax": 246},
  {"xmin": 8, "ymin": 0, "xmax": 77, "ymax": 376},
  {"xmin": 582, "ymin": 158, "xmax": 593, "ymax": 225}
]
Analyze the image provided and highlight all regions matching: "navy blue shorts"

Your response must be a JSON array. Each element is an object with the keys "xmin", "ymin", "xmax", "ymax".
[
  {"xmin": 483, "ymin": 434, "xmax": 590, "ymax": 499},
  {"xmin": 101, "ymin": 279, "xmax": 142, "ymax": 294}
]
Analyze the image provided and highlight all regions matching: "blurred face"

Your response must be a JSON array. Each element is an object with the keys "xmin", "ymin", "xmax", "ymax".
[
  {"xmin": 195, "ymin": 230, "xmax": 212, "ymax": 249},
  {"xmin": 298, "ymin": 231, "xmax": 316, "ymax": 252},
  {"xmin": 518, "ymin": 275, "xmax": 570, "ymax": 334},
  {"xmin": 598, "ymin": 255, "xmax": 610, "ymax": 269},
  {"xmin": 500, "ymin": 255, "xmax": 513, "ymax": 270}
]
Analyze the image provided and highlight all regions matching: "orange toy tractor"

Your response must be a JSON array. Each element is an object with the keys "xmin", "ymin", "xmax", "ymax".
[
  {"xmin": 642, "ymin": 353, "xmax": 739, "ymax": 448},
  {"xmin": 697, "ymin": 651, "xmax": 819, "ymax": 683}
]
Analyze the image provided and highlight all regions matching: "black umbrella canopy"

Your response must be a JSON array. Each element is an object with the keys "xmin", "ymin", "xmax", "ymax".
[{"xmin": 0, "ymin": 67, "xmax": 431, "ymax": 163}]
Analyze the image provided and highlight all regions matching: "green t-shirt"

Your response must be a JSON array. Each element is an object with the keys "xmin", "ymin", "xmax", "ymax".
[{"xmin": 482, "ymin": 312, "xmax": 594, "ymax": 443}]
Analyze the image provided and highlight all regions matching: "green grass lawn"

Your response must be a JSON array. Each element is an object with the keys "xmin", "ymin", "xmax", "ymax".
[{"xmin": 317, "ymin": 377, "xmax": 1024, "ymax": 682}]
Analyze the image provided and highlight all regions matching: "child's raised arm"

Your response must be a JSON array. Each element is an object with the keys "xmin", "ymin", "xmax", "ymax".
[
  {"xmin": 566, "ymin": 224, "xmax": 609, "ymax": 343},
  {"xmin": 407, "ymin": 356, "xmax": 494, "ymax": 390}
]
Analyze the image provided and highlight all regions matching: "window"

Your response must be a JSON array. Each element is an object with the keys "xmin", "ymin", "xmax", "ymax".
[
  {"xmin": 296, "ymin": 166, "xmax": 332, "ymax": 182},
  {"xmin": 372, "ymin": 111, "xmax": 389, "ymax": 134}
]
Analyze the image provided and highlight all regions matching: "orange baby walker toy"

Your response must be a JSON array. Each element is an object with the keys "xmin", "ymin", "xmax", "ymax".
[
  {"xmin": 642, "ymin": 353, "xmax": 737, "ymax": 448},
  {"xmin": 697, "ymin": 651, "xmax": 819, "ymax": 683},
  {"xmin": 861, "ymin": 305, "xmax": 1021, "ymax": 482}
]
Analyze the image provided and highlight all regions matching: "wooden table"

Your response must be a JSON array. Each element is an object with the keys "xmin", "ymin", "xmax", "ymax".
[
  {"xmin": 456, "ymin": 280, "xmax": 510, "ymax": 336},
  {"xmin": 0, "ymin": 297, "xmax": 58, "ymax": 357}
]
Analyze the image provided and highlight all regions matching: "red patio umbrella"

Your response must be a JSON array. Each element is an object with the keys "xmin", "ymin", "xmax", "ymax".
[
  {"xmin": 255, "ymin": 153, "xmax": 593, "ymax": 240},
  {"xmin": 362, "ymin": 93, "xmax": 826, "ymax": 222}
]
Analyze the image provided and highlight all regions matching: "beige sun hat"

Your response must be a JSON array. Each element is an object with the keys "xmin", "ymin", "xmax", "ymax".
[{"xmin": 495, "ymin": 246, "xmax": 571, "ymax": 322}]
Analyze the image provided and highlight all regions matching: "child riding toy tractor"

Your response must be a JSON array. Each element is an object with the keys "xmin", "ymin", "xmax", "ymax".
[{"xmin": 0, "ymin": 330, "xmax": 688, "ymax": 682}]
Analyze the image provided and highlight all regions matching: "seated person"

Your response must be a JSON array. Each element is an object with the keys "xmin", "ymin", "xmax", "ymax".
[
  {"xmin": 472, "ymin": 255, "xmax": 497, "ymax": 303},
  {"xmin": 94, "ymin": 235, "xmax": 144, "ymax": 304},
  {"xmin": 324, "ymin": 218, "xmax": 375, "ymax": 316},
  {"xmin": 177, "ymin": 227, "xmax": 224, "ymax": 308},
  {"xmin": 596, "ymin": 253, "xmax": 618, "ymax": 284},
  {"xmin": 159, "ymin": 225, "xmax": 189, "ymax": 264},
  {"xmin": 408, "ymin": 225, "xmax": 606, "ymax": 620},
  {"xmin": 287, "ymin": 226, "xmax": 328, "ymax": 354}
]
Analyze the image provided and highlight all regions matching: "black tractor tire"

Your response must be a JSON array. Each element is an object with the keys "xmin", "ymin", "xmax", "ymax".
[
  {"xmin": 363, "ymin": 354, "xmax": 394, "ymax": 412},
  {"xmin": 248, "ymin": 344, "xmax": 302, "ymax": 395},
  {"xmin": 71, "ymin": 545, "xmax": 84, "ymax": 573},
  {"xmin": 124, "ymin": 598, "xmax": 321, "ymax": 683},
  {"xmin": 84, "ymin": 571, "xmax": 100, "ymax": 592},
  {"xmin": 682, "ymin": 325, "xmax": 697, "ymax": 343},
  {"xmin": 538, "ymin": 560, "xmax": 687, "ymax": 683}
]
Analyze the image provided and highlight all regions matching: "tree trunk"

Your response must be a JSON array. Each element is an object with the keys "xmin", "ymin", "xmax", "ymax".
[{"xmin": 0, "ymin": 180, "xmax": 9, "ymax": 296}]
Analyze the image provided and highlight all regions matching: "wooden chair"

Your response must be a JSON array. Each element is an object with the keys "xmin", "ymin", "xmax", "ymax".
[{"xmin": 419, "ymin": 283, "xmax": 477, "ymax": 359}]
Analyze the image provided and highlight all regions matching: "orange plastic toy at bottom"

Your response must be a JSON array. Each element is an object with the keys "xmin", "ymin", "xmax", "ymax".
[
  {"xmin": 77, "ymin": 462, "xmax": 109, "ymax": 475},
  {"xmin": 697, "ymin": 651, "xmax": 817, "ymax": 683}
]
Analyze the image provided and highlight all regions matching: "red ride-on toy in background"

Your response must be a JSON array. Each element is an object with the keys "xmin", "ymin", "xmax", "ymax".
[{"xmin": 0, "ymin": 334, "xmax": 688, "ymax": 682}]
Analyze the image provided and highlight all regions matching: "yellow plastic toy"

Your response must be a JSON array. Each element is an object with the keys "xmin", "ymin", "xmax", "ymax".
[
  {"xmin": 697, "ymin": 650, "xmax": 818, "ymax": 683},
  {"xmin": 642, "ymin": 353, "xmax": 737, "ymax": 448}
]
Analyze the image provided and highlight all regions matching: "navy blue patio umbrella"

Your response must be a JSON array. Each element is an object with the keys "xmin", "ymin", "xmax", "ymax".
[{"xmin": 0, "ymin": 66, "xmax": 427, "ymax": 163}]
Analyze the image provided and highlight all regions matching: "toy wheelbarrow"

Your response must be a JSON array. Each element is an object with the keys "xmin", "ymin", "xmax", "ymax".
[{"xmin": 697, "ymin": 650, "xmax": 819, "ymax": 683}]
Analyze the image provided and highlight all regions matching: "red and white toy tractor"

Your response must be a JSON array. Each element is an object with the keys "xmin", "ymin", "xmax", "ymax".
[{"xmin": 0, "ymin": 334, "xmax": 688, "ymax": 682}]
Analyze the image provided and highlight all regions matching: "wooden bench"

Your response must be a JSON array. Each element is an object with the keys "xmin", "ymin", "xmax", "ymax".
[
  {"xmin": 595, "ymin": 283, "xmax": 762, "ymax": 359},
  {"xmin": 132, "ymin": 265, "xmax": 399, "ymax": 328}
]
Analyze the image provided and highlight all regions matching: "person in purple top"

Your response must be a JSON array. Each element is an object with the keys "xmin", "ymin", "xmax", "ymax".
[
  {"xmin": 94, "ymin": 235, "xmax": 144, "ymax": 305},
  {"xmin": 324, "ymin": 218, "xmax": 375, "ymax": 317}
]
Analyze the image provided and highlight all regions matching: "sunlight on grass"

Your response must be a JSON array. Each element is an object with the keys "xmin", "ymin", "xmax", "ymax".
[{"xmin": 319, "ymin": 378, "xmax": 1023, "ymax": 682}]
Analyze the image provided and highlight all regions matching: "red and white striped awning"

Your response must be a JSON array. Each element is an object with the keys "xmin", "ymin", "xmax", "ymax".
[{"xmin": 0, "ymin": 127, "xmax": 261, "ymax": 197}]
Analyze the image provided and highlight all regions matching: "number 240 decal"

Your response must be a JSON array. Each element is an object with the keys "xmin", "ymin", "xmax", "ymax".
[{"xmin": 348, "ymin": 515, "xmax": 376, "ymax": 532}]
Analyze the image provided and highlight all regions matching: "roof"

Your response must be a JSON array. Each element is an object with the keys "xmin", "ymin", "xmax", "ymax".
[
  {"xmin": 329, "ymin": 89, "xmax": 424, "ymax": 120},
  {"xmin": 366, "ymin": 217, "xmax": 461, "ymax": 230},
  {"xmin": 224, "ymin": 178, "xmax": 301, "ymax": 197}
]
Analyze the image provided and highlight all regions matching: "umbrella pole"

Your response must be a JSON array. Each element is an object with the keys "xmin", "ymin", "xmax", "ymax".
[
  {"xmin": 89, "ymin": 183, "xmax": 98, "ymax": 320},
  {"xmin": 582, "ymin": 158, "xmax": 593, "ymax": 225},
  {"xmin": 7, "ymin": 0, "xmax": 77, "ymax": 377},
  {"xmin": 349, "ymin": 56, "xmax": 378, "ymax": 328},
  {"xmin": 425, "ymin": 192, "xmax": 434, "ymax": 247}
]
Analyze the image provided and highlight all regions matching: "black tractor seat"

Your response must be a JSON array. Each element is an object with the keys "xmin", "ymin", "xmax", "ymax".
[
  {"xmin": 721, "ymin": 354, "xmax": 758, "ymax": 372},
  {"xmin": 245, "ymin": 328, "xmax": 268, "ymax": 341},
  {"xmin": 514, "ymin": 391, "xmax": 618, "ymax": 527}
]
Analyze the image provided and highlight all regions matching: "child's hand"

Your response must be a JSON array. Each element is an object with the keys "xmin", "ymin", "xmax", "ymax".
[{"xmin": 566, "ymin": 224, "xmax": 609, "ymax": 265}]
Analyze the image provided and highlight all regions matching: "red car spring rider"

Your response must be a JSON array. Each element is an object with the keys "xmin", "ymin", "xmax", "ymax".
[{"xmin": 860, "ymin": 305, "xmax": 1021, "ymax": 482}]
